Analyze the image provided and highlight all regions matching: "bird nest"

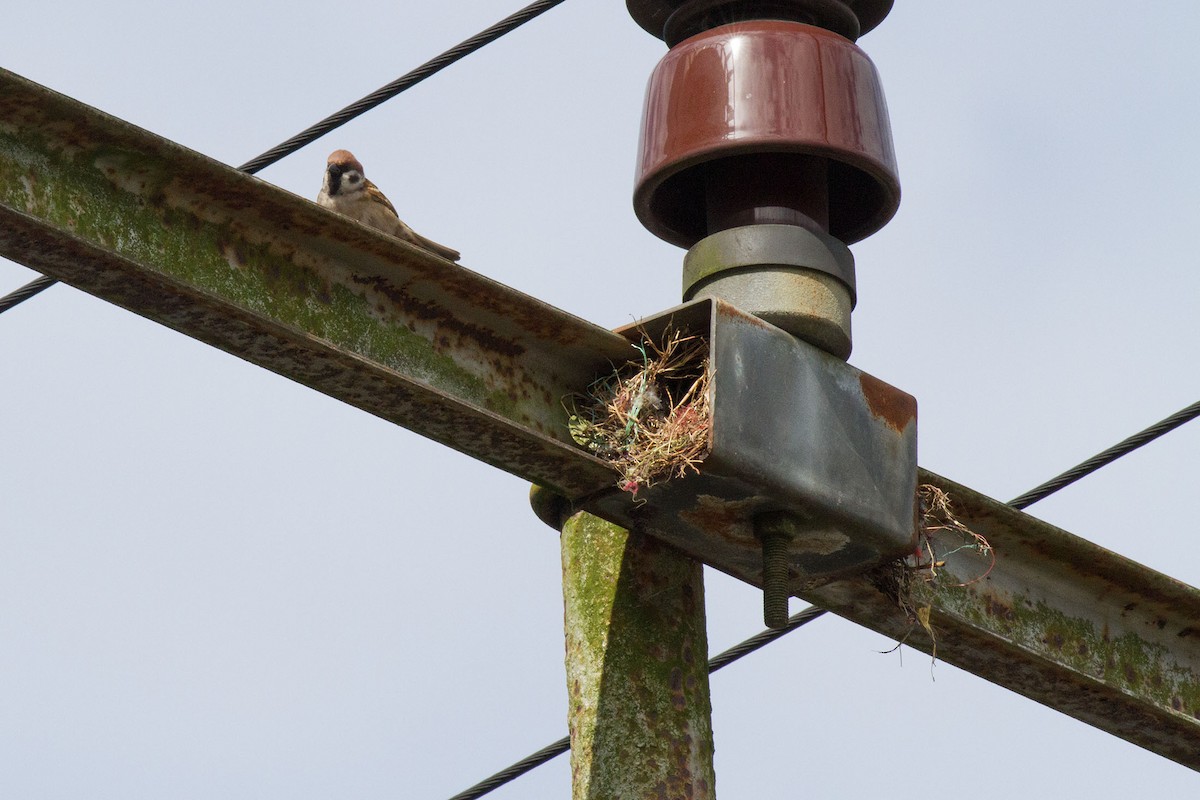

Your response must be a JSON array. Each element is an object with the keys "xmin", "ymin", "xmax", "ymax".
[
  {"xmin": 871, "ymin": 484, "xmax": 995, "ymax": 665},
  {"xmin": 567, "ymin": 328, "xmax": 711, "ymax": 495},
  {"xmin": 915, "ymin": 483, "xmax": 994, "ymax": 583}
]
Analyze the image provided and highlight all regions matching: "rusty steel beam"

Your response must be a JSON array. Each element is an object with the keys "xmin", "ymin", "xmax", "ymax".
[
  {"xmin": 803, "ymin": 469, "xmax": 1200, "ymax": 771},
  {"xmin": 4, "ymin": 67, "xmax": 1200, "ymax": 769},
  {"xmin": 0, "ymin": 67, "xmax": 631, "ymax": 499}
]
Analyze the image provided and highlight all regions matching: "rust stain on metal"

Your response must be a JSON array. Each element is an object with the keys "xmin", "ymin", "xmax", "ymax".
[
  {"xmin": 677, "ymin": 495, "xmax": 762, "ymax": 548},
  {"xmin": 858, "ymin": 372, "xmax": 916, "ymax": 432},
  {"xmin": 982, "ymin": 594, "xmax": 1015, "ymax": 622},
  {"xmin": 347, "ymin": 273, "xmax": 525, "ymax": 359}
]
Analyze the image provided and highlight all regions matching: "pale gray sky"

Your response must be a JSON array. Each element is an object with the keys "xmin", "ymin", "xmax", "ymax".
[{"xmin": 3, "ymin": 1, "xmax": 1200, "ymax": 796}]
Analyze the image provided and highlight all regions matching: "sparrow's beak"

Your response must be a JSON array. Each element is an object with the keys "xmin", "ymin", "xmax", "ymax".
[{"xmin": 325, "ymin": 164, "xmax": 344, "ymax": 194}]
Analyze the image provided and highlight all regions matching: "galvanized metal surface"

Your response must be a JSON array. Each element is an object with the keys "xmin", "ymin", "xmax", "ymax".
[
  {"xmin": 560, "ymin": 512, "xmax": 714, "ymax": 799},
  {"xmin": 804, "ymin": 469, "xmax": 1200, "ymax": 770},
  {"xmin": 683, "ymin": 224, "xmax": 855, "ymax": 358},
  {"xmin": 683, "ymin": 224, "xmax": 857, "ymax": 303},
  {"xmin": 0, "ymin": 68, "xmax": 631, "ymax": 498}
]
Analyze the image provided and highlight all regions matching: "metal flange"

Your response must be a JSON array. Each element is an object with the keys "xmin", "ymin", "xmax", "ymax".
[{"xmin": 627, "ymin": 0, "xmax": 894, "ymax": 44}]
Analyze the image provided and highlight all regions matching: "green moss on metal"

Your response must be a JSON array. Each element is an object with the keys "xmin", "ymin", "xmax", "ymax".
[
  {"xmin": 0, "ymin": 130, "xmax": 521, "ymax": 421},
  {"xmin": 922, "ymin": 578, "xmax": 1200, "ymax": 720},
  {"xmin": 561, "ymin": 513, "xmax": 715, "ymax": 799}
]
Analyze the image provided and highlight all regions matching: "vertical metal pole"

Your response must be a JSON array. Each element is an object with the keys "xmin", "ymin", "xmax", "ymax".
[{"xmin": 560, "ymin": 511, "xmax": 715, "ymax": 799}]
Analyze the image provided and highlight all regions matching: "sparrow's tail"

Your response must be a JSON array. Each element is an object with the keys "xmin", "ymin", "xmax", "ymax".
[{"xmin": 415, "ymin": 234, "xmax": 461, "ymax": 262}]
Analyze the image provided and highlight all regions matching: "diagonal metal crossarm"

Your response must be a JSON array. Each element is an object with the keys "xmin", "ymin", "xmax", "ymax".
[
  {"xmin": 0, "ymin": 67, "xmax": 631, "ymax": 499},
  {"xmin": 805, "ymin": 469, "xmax": 1200, "ymax": 770},
  {"xmin": 2, "ymin": 67, "xmax": 1199, "ymax": 769}
]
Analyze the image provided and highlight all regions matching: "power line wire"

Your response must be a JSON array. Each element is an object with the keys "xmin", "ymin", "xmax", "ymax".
[
  {"xmin": 706, "ymin": 603, "xmax": 829, "ymax": 673},
  {"xmin": 1007, "ymin": 399, "xmax": 1200, "ymax": 510},
  {"xmin": 446, "ymin": 736, "xmax": 569, "ymax": 800},
  {"xmin": 0, "ymin": 275, "xmax": 57, "ymax": 315},
  {"xmin": 445, "ymin": 401, "xmax": 1200, "ymax": 799},
  {"xmin": 237, "ymin": 0, "xmax": 569, "ymax": 175},
  {"xmin": 446, "ymin": 605, "xmax": 829, "ymax": 800},
  {"xmin": 0, "ymin": 0, "xmax": 571, "ymax": 315}
]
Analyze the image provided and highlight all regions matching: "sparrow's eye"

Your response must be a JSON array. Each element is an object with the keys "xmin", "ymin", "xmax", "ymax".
[{"xmin": 328, "ymin": 164, "xmax": 345, "ymax": 177}]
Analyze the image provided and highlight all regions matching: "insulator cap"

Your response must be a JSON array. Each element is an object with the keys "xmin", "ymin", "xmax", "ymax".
[
  {"xmin": 633, "ymin": 21, "xmax": 900, "ymax": 249},
  {"xmin": 626, "ymin": 0, "xmax": 894, "ymax": 45}
]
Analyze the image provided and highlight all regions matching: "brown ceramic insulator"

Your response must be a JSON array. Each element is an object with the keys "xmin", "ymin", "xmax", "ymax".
[
  {"xmin": 634, "ymin": 20, "xmax": 900, "ymax": 249},
  {"xmin": 626, "ymin": 0, "xmax": 894, "ymax": 44}
]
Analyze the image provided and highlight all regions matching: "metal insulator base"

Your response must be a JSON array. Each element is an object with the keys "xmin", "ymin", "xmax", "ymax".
[{"xmin": 683, "ymin": 224, "xmax": 855, "ymax": 358}]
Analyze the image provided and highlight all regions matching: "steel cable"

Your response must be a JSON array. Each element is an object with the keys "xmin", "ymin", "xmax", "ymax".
[
  {"xmin": 446, "ymin": 737, "xmax": 570, "ymax": 800},
  {"xmin": 1, "ymin": 0, "xmax": 571, "ymax": 315},
  {"xmin": 0, "ymin": 275, "xmax": 57, "ymax": 315},
  {"xmin": 705, "ymin": 603, "xmax": 830, "ymax": 673},
  {"xmin": 445, "ymin": 605, "xmax": 830, "ymax": 800},
  {"xmin": 1007, "ymin": 399, "xmax": 1200, "ymax": 510},
  {"xmin": 236, "ymin": 0, "xmax": 569, "ymax": 175}
]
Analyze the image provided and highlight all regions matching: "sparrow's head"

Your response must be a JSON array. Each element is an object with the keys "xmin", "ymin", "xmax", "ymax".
[{"xmin": 324, "ymin": 150, "xmax": 367, "ymax": 197}]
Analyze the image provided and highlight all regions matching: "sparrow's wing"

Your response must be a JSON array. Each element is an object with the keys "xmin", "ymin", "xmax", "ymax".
[
  {"xmin": 364, "ymin": 180, "xmax": 399, "ymax": 217},
  {"xmin": 364, "ymin": 178, "xmax": 460, "ymax": 261}
]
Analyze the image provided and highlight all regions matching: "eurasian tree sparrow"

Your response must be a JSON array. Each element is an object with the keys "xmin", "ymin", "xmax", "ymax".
[{"xmin": 317, "ymin": 149, "xmax": 460, "ymax": 262}]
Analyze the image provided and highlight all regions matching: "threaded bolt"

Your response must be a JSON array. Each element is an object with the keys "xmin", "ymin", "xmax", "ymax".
[{"xmin": 755, "ymin": 511, "xmax": 797, "ymax": 629}]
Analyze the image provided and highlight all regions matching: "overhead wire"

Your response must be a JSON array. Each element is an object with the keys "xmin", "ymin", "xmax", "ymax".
[
  {"xmin": 444, "ymin": 400, "xmax": 1200, "ymax": 799},
  {"xmin": 236, "ymin": 0, "xmax": 569, "ymax": 175},
  {"xmin": 0, "ymin": 0, "xmax": 571, "ymax": 316},
  {"xmin": 446, "ymin": 737, "xmax": 568, "ymax": 800},
  {"xmin": 0, "ymin": 274, "xmax": 57, "ymax": 315},
  {"xmin": 1006, "ymin": 399, "xmax": 1200, "ymax": 509},
  {"xmin": 447, "ymin": 605, "xmax": 830, "ymax": 800}
]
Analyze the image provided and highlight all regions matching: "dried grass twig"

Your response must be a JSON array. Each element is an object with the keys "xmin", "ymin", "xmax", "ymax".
[{"xmin": 567, "ymin": 327, "xmax": 712, "ymax": 495}]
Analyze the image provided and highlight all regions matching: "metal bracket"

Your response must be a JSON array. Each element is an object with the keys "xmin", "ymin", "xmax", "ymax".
[{"xmin": 587, "ymin": 297, "xmax": 918, "ymax": 588}]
